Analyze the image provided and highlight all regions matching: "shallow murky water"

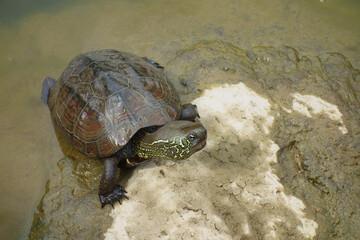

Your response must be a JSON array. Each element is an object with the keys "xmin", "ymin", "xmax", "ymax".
[{"xmin": 0, "ymin": 0, "xmax": 359, "ymax": 239}]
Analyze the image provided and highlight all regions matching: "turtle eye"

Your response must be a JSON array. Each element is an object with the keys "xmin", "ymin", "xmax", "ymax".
[{"xmin": 188, "ymin": 133, "xmax": 197, "ymax": 142}]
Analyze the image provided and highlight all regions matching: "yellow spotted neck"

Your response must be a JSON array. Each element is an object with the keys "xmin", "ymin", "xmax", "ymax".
[{"xmin": 132, "ymin": 132, "xmax": 192, "ymax": 160}]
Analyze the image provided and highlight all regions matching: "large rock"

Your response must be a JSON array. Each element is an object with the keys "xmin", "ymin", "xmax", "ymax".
[{"xmin": 30, "ymin": 41, "xmax": 360, "ymax": 240}]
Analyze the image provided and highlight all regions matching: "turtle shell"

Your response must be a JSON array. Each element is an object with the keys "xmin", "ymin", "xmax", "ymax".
[{"xmin": 48, "ymin": 49, "xmax": 181, "ymax": 158}]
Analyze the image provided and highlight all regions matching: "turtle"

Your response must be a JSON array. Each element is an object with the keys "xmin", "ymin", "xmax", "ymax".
[{"xmin": 41, "ymin": 49, "xmax": 207, "ymax": 208}]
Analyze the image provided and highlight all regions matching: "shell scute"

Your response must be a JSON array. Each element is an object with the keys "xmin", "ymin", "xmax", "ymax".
[
  {"xmin": 70, "ymin": 56, "xmax": 92, "ymax": 78},
  {"xmin": 86, "ymin": 142, "xmax": 99, "ymax": 158},
  {"xmin": 97, "ymin": 137, "xmax": 118, "ymax": 158},
  {"xmin": 74, "ymin": 97, "xmax": 107, "ymax": 142},
  {"xmin": 79, "ymin": 62, "xmax": 99, "ymax": 84}
]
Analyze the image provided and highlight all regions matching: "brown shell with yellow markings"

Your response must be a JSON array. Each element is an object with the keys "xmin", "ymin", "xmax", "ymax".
[{"xmin": 48, "ymin": 49, "xmax": 181, "ymax": 158}]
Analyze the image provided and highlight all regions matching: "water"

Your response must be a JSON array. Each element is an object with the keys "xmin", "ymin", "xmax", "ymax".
[{"xmin": 0, "ymin": 0, "xmax": 359, "ymax": 239}]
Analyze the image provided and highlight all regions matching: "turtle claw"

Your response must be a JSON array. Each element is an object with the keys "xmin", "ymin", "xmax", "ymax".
[{"xmin": 99, "ymin": 185, "xmax": 128, "ymax": 208}]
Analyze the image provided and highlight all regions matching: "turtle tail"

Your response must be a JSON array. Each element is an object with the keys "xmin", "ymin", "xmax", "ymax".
[{"xmin": 41, "ymin": 77, "xmax": 56, "ymax": 105}]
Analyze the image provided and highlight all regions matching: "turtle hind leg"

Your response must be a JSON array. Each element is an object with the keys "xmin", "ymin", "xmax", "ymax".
[
  {"xmin": 142, "ymin": 57, "xmax": 164, "ymax": 69},
  {"xmin": 180, "ymin": 103, "xmax": 200, "ymax": 122},
  {"xmin": 99, "ymin": 157, "xmax": 128, "ymax": 208},
  {"xmin": 41, "ymin": 77, "xmax": 56, "ymax": 105}
]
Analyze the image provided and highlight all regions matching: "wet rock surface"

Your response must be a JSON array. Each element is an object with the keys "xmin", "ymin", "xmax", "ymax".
[
  {"xmin": 29, "ymin": 138, "xmax": 113, "ymax": 239},
  {"xmin": 30, "ymin": 41, "xmax": 359, "ymax": 239}
]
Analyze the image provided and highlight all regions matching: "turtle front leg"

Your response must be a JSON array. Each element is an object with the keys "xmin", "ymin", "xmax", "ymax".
[
  {"xmin": 99, "ymin": 157, "xmax": 128, "ymax": 208},
  {"xmin": 180, "ymin": 103, "xmax": 200, "ymax": 121}
]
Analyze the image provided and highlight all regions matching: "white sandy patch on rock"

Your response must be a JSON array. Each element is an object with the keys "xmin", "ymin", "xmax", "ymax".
[
  {"xmin": 105, "ymin": 83, "xmax": 318, "ymax": 240},
  {"xmin": 291, "ymin": 93, "xmax": 348, "ymax": 134}
]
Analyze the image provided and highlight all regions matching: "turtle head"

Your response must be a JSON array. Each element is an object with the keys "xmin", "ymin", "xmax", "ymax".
[{"xmin": 135, "ymin": 120, "xmax": 207, "ymax": 160}]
